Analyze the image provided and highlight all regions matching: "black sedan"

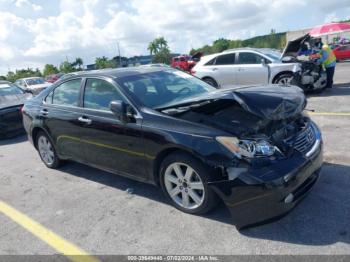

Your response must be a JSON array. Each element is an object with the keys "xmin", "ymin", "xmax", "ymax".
[
  {"xmin": 22, "ymin": 68, "xmax": 323, "ymax": 229},
  {"xmin": 0, "ymin": 81, "xmax": 32, "ymax": 138}
]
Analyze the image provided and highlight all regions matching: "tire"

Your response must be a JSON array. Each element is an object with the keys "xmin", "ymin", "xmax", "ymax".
[
  {"xmin": 273, "ymin": 73, "xmax": 294, "ymax": 85},
  {"xmin": 36, "ymin": 131, "xmax": 62, "ymax": 169},
  {"xmin": 202, "ymin": 77, "xmax": 218, "ymax": 88},
  {"xmin": 159, "ymin": 152, "xmax": 218, "ymax": 215}
]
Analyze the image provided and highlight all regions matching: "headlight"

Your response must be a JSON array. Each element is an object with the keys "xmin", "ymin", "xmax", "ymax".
[{"xmin": 216, "ymin": 136, "xmax": 276, "ymax": 158}]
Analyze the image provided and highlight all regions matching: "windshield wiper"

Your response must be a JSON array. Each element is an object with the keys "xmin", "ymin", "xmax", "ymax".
[{"xmin": 156, "ymin": 99, "xmax": 213, "ymax": 114}]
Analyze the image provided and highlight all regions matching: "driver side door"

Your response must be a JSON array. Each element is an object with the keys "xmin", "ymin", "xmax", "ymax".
[{"xmin": 78, "ymin": 77, "xmax": 147, "ymax": 180}]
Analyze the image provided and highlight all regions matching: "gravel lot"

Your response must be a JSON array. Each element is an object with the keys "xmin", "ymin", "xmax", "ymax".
[{"xmin": 0, "ymin": 63, "xmax": 350, "ymax": 256}]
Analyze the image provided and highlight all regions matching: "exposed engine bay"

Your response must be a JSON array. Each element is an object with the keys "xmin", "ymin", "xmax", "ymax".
[{"xmin": 281, "ymin": 34, "xmax": 327, "ymax": 91}]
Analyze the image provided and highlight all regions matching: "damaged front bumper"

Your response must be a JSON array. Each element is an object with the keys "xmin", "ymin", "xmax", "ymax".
[{"xmin": 209, "ymin": 127, "xmax": 323, "ymax": 230}]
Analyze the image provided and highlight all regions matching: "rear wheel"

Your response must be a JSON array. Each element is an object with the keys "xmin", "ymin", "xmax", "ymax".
[
  {"xmin": 36, "ymin": 131, "xmax": 61, "ymax": 168},
  {"xmin": 202, "ymin": 77, "xmax": 218, "ymax": 88},
  {"xmin": 160, "ymin": 152, "xmax": 218, "ymax": 214}
]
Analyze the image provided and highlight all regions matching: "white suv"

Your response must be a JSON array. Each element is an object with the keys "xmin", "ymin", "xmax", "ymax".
[{"xmin": 192, "ymin": 48, "xmax": 300, "ymax": 88}]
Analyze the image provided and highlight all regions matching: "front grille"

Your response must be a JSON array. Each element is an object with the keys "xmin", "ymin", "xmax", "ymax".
[{"xmin": 285, "ymin": 123, "xmax": 316, "ymax": 155}]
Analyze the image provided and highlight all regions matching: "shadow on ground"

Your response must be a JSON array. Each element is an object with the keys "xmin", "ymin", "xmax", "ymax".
[
  {"xmin": 0, "ymin": 134, "xmax": 27, "ymax": 146},
  {"xmin": 59, "ymin": 158, "xmax": 350, "ymax": 246},
  {"xmin": 307, "ymin": 83, "xmax": 350, "ymax": 98}
]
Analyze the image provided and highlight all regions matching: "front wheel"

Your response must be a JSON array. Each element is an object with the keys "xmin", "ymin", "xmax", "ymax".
[
  {"xmin": 160, "ymin": 152, "xmax": 218, "ymax": 214},
  {"xmin": 274, "ymin": 73, "xmax": 294, "ymax": 85}
]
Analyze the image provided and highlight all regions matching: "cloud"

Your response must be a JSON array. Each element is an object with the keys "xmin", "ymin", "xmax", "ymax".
[
  {"xmin": 0, "ymin": 0, "xmax": 349, "ymax": 75},
  {"xmin": 15, "ymin": 0, "xmax": 43, "ymax": 11}
]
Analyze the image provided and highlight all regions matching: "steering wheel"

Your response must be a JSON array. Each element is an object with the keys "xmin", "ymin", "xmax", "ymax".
[{"xmin": 177, "ymin": 87, "xmax": 191, "ymax": 95}]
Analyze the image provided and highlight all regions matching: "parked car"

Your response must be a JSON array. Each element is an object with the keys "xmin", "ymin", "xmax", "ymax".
[
  {"xmin": 15, "ymin": 77, "xmax": 51, "ymax": 95},
  {"xmin": 171, "ymin": 53, "xmax": 202, "ymax": 72},
  {"xmin": 332, "ymin": 44, "xmax": 350, "ymax": 61},
  {"xmin": 45, "ymin": 73, "xmax": 64, "ymax": 83},
  {"xmin": 0, "ymin": 81, "xmax": 32, "ymax": 138},
  {"xmin": 192, "ymin": 48, "xmax": 303, "ymax": 88},
  {"xmin": 22, "ymin": 68, "xmax": 323, "ymax": 229}
]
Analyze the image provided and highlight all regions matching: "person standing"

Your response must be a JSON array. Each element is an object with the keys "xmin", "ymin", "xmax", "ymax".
[{"xmin": 318, "ymin": 44, "xmax": 336, "ymax": 89}]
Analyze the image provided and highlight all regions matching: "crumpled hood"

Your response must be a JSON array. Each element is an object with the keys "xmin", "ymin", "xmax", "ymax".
[
  {"xmin": 0, "ymin": 93, "xmax": 32, "ymax": 110},
  {"xmin": 281, "ymin": 33, "xmax": 311, "ymax": 58},
  {"xmin": 229, "ymin": 85, "xmax": 306, "ymax": 120},
  {"xmin": 163, "ymin": 85, "xmax": 306, "ymax": 120}
]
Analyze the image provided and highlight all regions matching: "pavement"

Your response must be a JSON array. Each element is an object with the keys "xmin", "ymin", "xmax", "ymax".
[{"xmin": 0, "ymin": 62, "xmax": 350, "ymax": 257}]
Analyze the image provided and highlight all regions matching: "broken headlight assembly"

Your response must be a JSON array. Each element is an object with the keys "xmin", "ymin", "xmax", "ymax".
[{"xmin": 216, "ymin": 137, "xmax": 278, "ymax": 158}]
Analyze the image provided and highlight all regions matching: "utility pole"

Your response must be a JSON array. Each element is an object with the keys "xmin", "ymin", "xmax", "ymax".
[{"xmin": 117, "ymin": 42, "xmax": 122, "ymax": 67}]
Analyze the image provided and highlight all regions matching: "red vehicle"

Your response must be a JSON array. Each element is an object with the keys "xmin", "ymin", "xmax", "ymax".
[
  {"xmin": 171, "ymin": 53, "xmax": 202, "ymax": 72},
  {"xmin": 333, "ymin": 44, "xmax": 350, "ymax": 61},
  {"xmin": 45, "ymin": 73, "xmax": 64, "ymax": 83}
]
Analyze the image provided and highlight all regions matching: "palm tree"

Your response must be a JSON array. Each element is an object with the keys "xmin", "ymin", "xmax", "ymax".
[
  {"xmin": 147, "ymin": 41, "xmax": 158, "ymax": 55},
  {"xmin": 74, "ymin": 57, "xmax": 83, "ymax": 70},
  {"xmin": 156, "ymin": 37, "xmax": 167, "ymax": 49}
]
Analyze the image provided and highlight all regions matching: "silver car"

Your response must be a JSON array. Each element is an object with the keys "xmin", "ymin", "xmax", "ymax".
[
  {"xmin": 15, "ymin": 77, "xmax": 51, "ymax": 95},
  {"xmin": 192, "ymin": 48, "xmax": 300, "ymax": 88}
]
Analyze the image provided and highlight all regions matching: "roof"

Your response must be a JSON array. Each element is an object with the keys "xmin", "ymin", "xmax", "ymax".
[
  {"xmin": 18, "ymin": 77, "xmax": 44, "ymax": 80},
  {"xmin": 65, "ymin": 66, "xmax": 173, "ymax": 79},
  {"xmin": 222, "ymin": 47, "xmax": 279, "ymax": 53}
]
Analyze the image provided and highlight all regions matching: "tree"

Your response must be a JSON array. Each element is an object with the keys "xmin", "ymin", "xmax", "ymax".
[
  {"xmin": 212, "ymin": 38, "xmax": 230, "ymax": 53},
  {"xmin": 43, "ymin": 64, "xmax": 59, "ymax": 76},
  {"xmin": 148, "ymin": 37, "xmax": 172, "ymax": 64},
  {"xmin": 59, "ymin": 61, "xmax": 75, "ymax": 73},
  {"xmin": 71, "ymin": 57, "xmax": 83, "ymax": 70},
  {"xmin": 95, "ymin": 56, "xmax": 114, "ymax": 69},
  {"xmin": 147, "ymin": 41, "xmax": 158, "ymax": 55}
]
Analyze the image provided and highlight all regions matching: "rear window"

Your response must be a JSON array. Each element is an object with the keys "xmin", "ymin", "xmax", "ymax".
[
  {"xmin": 0, "ymin": 83, "xmax": 24, "ymax": 96},
  {"xmin": 215, "ymin": 53, "xmax": 236, "ymax": 65}
]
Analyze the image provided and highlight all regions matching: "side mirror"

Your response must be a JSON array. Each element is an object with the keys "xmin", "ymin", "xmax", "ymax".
[
  {"xmin": 109, "ymin": 100, "xmax": 129, "ymax": 122},
  {"xmin": 24, "ymin": 89, "xmax": 33, "ymax": 94},
  {"xmin": 261, "ymin": 58, "xmax": 267, "ymax": 66}
]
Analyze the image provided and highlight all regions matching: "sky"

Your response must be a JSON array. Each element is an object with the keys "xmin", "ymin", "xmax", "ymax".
[{"xmin": 0, "ymin": 0, "xmax": 349, "ymax": 75}]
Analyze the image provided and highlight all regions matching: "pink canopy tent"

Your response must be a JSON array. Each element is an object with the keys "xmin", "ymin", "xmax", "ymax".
[{"xmin": 309, "ymin": 22, "xmax": 350, "ymax": 37}]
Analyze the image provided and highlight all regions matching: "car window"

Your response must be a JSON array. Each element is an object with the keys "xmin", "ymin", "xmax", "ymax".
[
  {"xmin": 0, "ymin": 83, "xmax": 24, "ymax": 96},
  {"xmin": 83, "ymin": 78, "xmax": 125, "ymax": 111},
  {"xmin": 205, "ymin": 58, "xmax": 216, "ymax": 66},
  {"xmin": 52, "ymin": 79, "xmax": 81, "ymax": 107},
  {"xmin": 238, "ymin": 52, "xmax": 263, "ymax": 64},
  {"xmin": 117, "ymin": 70, "xmax": 215, "ymax": 109},
  {"xmin": 26, "ymin": 78, "xmax": 45, "ymax": 86},
  {"xmin": 214, "ymin": 53, "xmax": 236, "ymax": 65},
  {"xmin": 339, "ymin": 45, "xmax": 350, "ymax": 51}
]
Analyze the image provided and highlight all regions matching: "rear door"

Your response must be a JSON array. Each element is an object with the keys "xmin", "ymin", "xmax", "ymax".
[
  {"xmin": 78, "ymin": 77, "xmax": 147, "ymax": 180},
  {"xmin": 236, "ymin": 52, "xmax": 269, "ymax": 85},
  {"xmin": 206, "ymin": 53, "xmax": 238, "ymax": 88},
  {"xmin": 41, "ymin": 78, "xmax": 86, "ymax": 161}
]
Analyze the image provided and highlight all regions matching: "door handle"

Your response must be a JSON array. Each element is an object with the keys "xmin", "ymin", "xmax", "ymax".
[
  {"xmin": 238, "ymin": 68, "xmax": 245, "ymax": 71},
  {"xmin": 40, "ymin": 108, "xmax": 48, "ymax": 116},
  {"xmin": 78, "ymin": 116, "xmax": 92, "ymax": 125},
  {"xmin": 212, "ymin": 68, "xmax": 218, "ymax": 71}
]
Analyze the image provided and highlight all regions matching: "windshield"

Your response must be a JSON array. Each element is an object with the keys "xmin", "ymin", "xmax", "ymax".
[
  {"xmin": 117, "ymin": 70, "xmax": 216, "ymax": 109},
  {"xmin": 0, "ymin": 83, "xmax": 24, "ymax": 96},
  {"xmin": 260, "ymin": 49, "xmax": 282, "ymax": 61},
  {"xmin": 25, "ymin": 78, "xmax": 46, "ymax": 86}
]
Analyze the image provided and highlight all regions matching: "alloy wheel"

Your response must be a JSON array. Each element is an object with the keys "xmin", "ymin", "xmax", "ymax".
[
  {"xmin": 164, "ymin": 162, "xmax": 205, "ymax": 210},
  {"xmin": 38, "ymin": 135, "xmax": 55, "ymax": 165},
  {"xmin": 277, "ymin": 76, "xmax": 293, "ymax": 85}
]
